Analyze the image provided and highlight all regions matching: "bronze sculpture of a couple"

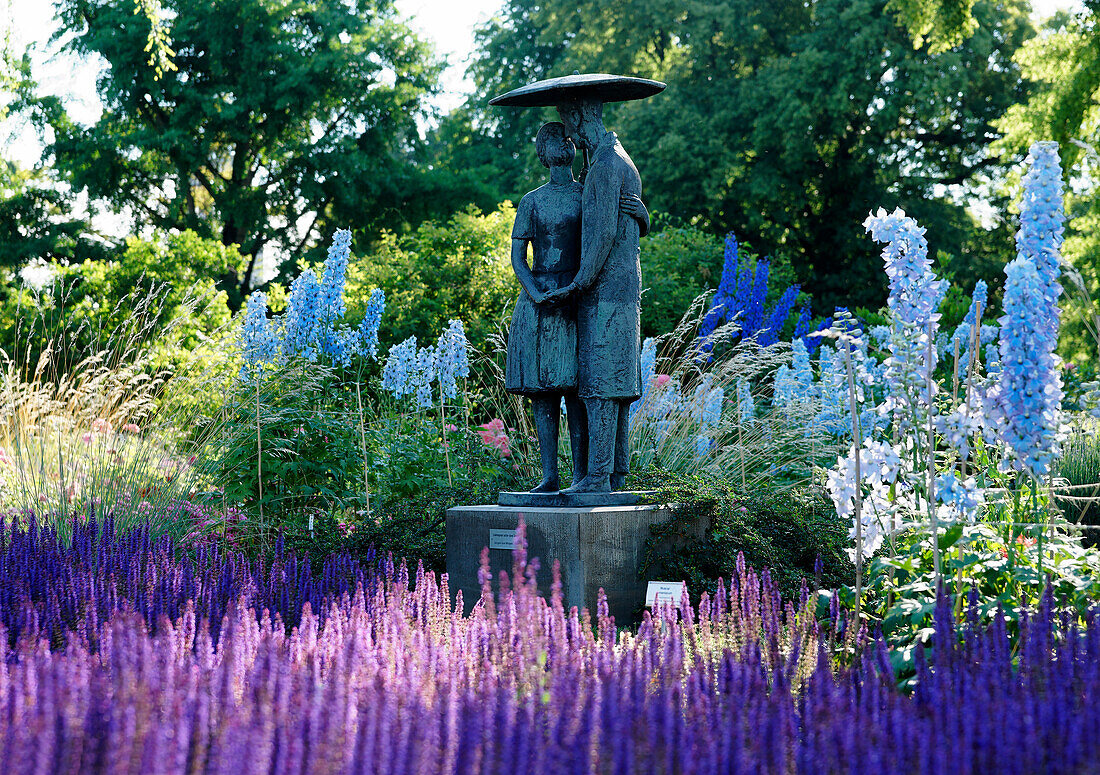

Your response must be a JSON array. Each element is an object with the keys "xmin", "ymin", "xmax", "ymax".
[{"xmin": 491, "ymin": 73, "xmax": 665, "ymax": 496}]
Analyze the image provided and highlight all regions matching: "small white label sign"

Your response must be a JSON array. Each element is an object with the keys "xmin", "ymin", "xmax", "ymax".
[
  {"xmin": 646, "ymin": 581, "xmax": 687, "ymax": 608},
  {"xmin": 488, "ymin": 528, "xmax": 518, "ymax": 551}
]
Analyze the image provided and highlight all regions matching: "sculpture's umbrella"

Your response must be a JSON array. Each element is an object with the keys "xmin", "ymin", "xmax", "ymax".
[{"xmin": 489, "ymin": 73, "xmax": 665, "ymax": 108}]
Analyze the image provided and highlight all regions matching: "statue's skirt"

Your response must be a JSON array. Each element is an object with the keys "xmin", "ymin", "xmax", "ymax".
[{"xmin": 505, "ymin": 269, "xmax": 578, "ymax": 395}]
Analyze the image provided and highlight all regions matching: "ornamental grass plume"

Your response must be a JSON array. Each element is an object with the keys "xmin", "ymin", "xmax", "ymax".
[
  {"xmin": 630, "ymin": 293, "xmax": 837, "ymax": 487},
  {"xmin": 3, "ymin": 520, "xmax": 1100, "ymax": 772},
  {"xmin": 0, "ymin": 279, "xmax": 239, "ymax": 537}
]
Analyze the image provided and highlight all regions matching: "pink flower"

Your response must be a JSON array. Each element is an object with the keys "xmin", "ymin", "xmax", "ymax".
[
  {"xmin": 121, "ymin": 423, "xmax": 140, "ymax": 434},
  {"xmin": 653, "ymin": 374, "xmax": 672, "ymax": 388},
  {"xmin": 91, "ymin": 418, "xmax": 113, "ymax": 434},
  {"xmin": 476, "ymin": 417, "xmax": 513, "ymax": 458},
  {"xmin": 445, "ymin": 424, "xmax": 458, "ymax": 432},
  {"xmin": 0, "ymin": 447, "xmax": 11, "ymax": 466},
  {"xmin": 81, "ymin": 432, "xmax": 94, "ymax": 445}
]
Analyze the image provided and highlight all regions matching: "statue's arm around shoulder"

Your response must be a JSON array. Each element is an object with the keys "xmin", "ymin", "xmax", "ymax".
[{"xmin": 572, "ymin": 163, "xmax": 620, "ymax": 292}]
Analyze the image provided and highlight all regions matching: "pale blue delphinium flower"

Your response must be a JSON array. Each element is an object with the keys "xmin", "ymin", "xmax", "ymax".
[
  {"xmin": 694, "ymin": 433, "xmax": 712, "ymax": 459},
  {"xmin": 283, "ymin": 269, "xmax": 321, "ymax": 360},
  {"xmin": 774, "ymin": 338, "xmax": 818, "ymax": 411},
  {"xmin": 631, "ymin": 337, "xmax": 659, "ymax": 420},
  {"xmin": 319, "ymin": 229, "xmax": 353, "ymax": 326},
  {"xmin": 934, "ymin": 471, "xmax": 984, "ymax": 523},
  {"xmin": 436, "ymin": 319, "xmax": 470, "ymax": 400},
  {"xmin": 238, "ymin": 291, "xmax": 281, "ymax": 383},
  {"xmin": 736, "ymin": 379, "xmax": 753, "ymax": 424},
  {"xmin": 414, "ymin": 345, "xmax": 440, "ymax": 408},
  {"xmin": 814, "ymin": 345, "xmax": 848, "ymax": 437},
  {"xmin": 790, "ymin": 338, "xmax": 815, "ymax": 399},
  {"xmin": 869, "ymin": 325, "xmax": 891, "ymax": 350},
  {"xmin": 702, "ymin": 386, "xmax": 724, "ymax": 426},
  {"xmin": 358, "ymin": 288, "xmax": 386, "ymax": 360},
  {"xmin": 316, "ymin": 326, "xmax": 362, "ymax": 368},
  {"xmin": 1017, "ymin": 141, "xmax": 1065, "ymax": 337},
  {"xmin": 864, "ymin": 207, "xmax": 945, "ymax": 431},
  {"xmin": 813, "ymin": 309, "xmax": 882, "ymax": 439},
  {"xmin": 382, "ymin": 336, "xmax": 419, "ymax": 398},
  {"xmin": 691, "ymin": 375, "xmax": 715, "ymax": 424},
  {"xmin": 952, "ymin": 280, "xmax": 988, "ymax": 375},
  {"xmin": 773, "ymin": 364, "xmax": 794, "ymax": 406},
  {"xmin": 985, "ymin": 256, "xmax": 1063, "ymax": 479},
  {"xmin": 984, "ymin": 341, "xmax": 1002, "ymax": 376}
]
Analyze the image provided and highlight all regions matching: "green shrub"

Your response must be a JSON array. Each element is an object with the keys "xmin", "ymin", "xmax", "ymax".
[
  {"xmin": 341, "ymin": 204, "xmax": 516, "ymax": 350},
  {"xmin": 638, "ymin": 226, "xmax": 722, "ymax": 338},
  {"xmin": 0, "ymin": 230, "xmax": 241, "ymax": 368},
  {"xmin": 344, "ymin": 473, "xmax": 525, "ymax": 573},
  {"xmin": 840, "ymin": 516, "xmax": 1100, "ymax": 685},
  {"xmin": 632, "ymin": 467, "xmax": 853, "ymax": 600}
]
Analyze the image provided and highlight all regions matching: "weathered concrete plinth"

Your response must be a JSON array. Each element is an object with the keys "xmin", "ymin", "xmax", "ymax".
[{"xmin": 445, "ymin": 503, "xmax": 674, "ymax": 624}]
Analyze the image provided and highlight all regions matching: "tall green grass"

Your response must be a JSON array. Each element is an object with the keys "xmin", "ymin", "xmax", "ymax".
[{"xmin": 0, "ymin": 276, "xmax": 236, "ymax": 539}]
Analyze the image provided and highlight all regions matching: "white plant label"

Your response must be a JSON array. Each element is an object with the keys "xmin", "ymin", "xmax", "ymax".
[
  {"xmin": 488, "ymin": 529, "xmax": 518, "ymax": 551},
  {"xmin": 645, "ymin": 581, "xmax": 686, "ymax": 608}
]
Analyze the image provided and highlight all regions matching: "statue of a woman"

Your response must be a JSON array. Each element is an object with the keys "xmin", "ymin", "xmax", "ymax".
[{"xmin": 505, "ymin": 122, "xmax": 588, "ymax": 492}]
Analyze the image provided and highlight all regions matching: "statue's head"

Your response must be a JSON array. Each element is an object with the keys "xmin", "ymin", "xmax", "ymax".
[
  {"xmin": 535, "ymin": 122, "xmax": 575, "ymax": 169},
  {"xmin": 556, "ymin": 99, "xmax": 604, "ymax": 151}
]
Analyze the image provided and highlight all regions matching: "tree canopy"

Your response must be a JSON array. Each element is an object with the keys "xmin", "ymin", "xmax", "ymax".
[
  {"xmin": 33, "ymin": 0, "xmax": 443, "ymax": 304},
  {"xmin": 996, "ymin": 2, "xmax": 1100, "ymax": 364},
  {"xmin": 432, "ymin": 0, "xmax": 1035, "ymax": 312}
]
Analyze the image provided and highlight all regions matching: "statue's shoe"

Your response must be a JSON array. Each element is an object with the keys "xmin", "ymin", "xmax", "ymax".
[
  {"xmin": 529, "ymin": 478, "xmax": 560, "ymax": 494},
  {"xmin": 561, "ymin": 474, "xmax": 611, "ymax": 494},
  {"xmin": 610, "ymin": 473, "xmax": 627, "ymax": 490}
]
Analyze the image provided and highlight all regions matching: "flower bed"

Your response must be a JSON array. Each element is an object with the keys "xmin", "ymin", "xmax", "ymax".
[{"xmin": 1, "ymin": 520, "xmax": 1099, "ymax": 773}]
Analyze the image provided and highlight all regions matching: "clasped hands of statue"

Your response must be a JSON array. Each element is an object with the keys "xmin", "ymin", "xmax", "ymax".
[{"xmin": 531, "ymin": 193, "xmax": 648, "ymax": 306}]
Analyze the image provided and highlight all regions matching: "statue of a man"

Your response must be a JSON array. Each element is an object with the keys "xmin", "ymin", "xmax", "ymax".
[{"xmin": 546, "ymin": 98, "xmax": 650, "ymax": 493}]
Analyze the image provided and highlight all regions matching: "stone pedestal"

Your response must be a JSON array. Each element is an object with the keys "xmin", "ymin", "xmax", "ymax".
[{"xmin": 445, "ymin": 503, "xmax": 675, "ymax": 624}]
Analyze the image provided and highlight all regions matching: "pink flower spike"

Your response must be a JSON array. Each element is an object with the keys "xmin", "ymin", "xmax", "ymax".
[
  {"xmin": 654, "ymin": 374, "xmax": 672, "ymax": 388},
  {"xmin": 81, "ymin": 432, "xmax": 94, "ymax": 445},
  {"xmin": 122, "ymin": 423, "xmax": 140, "ymax": 434},
  {"xmin": 91, "ymin": 418, "xmax": 113, "ymax": 434}
]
